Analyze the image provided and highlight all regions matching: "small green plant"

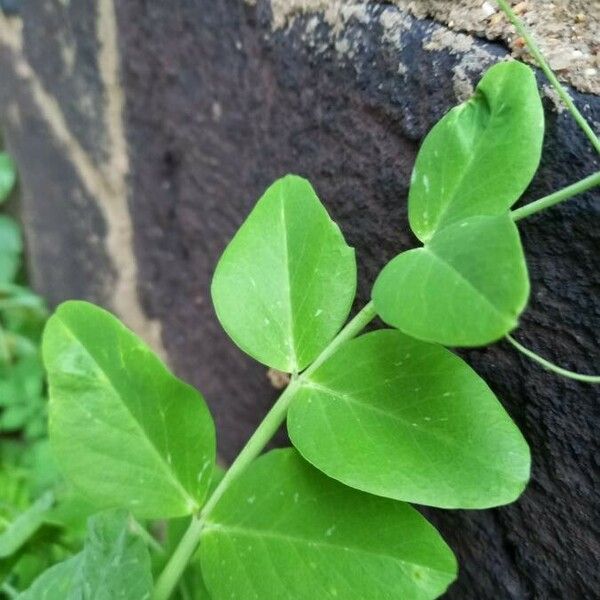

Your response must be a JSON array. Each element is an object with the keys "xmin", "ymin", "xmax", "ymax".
[
  {"xmin": 4, "ymin": 5, "xmax": 600, "ymax": 599},
  {"xmin": 0, "ymin": 147, "xmax": 61, "ymax": 598},
  {"xmin": 0, "ymin": 150, "xmax": 48, "ymax": 450}
]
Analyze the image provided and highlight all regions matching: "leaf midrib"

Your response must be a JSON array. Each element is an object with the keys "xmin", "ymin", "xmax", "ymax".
[
  {"xmin": 54, "ymin": 317, "xmax": 197, "ymax": 510},
  {"xmin": 419, "ymin": 66, "xmax": 511, "ymax": 240},
  {"xmin": 278, "ymin": 189, "xmax": 299, "ymax": 371},
  {"xmin": 422, "ymin": 244, "xmax": 515, "ymax": 328},
  {"xmin": 301, "ymin": 381, "xmax": 524, "ymax": 483}
]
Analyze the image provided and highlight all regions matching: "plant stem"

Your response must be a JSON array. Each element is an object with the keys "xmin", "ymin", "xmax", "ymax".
[
  {"xmin": 152, "ymin": 516, "xmax": 204, "ymax": 600},
  {"xmin": 152, "ymin": 301, "xmax": 378, "ymax": 600},
  {"xmin": 495, "ymin": 0, "xmax": 600, "ymax": 155},
  {"xmin": 130, "ymin": 517, "xmax": 165, "ymax": 555},
  {"xmin": 506, "ymin": 335, "xmax": 600, "ymax": 383},
  {"xmin": 511, "ymin": 171, "xmax": 600, "ymax": 221}
]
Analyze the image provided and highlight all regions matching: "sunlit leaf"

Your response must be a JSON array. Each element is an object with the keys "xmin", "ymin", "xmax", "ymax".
[
  {"xmin": 409, "ymin": 61, "xmax": 544, "ymax": 242},
  {"xmin": 43, "ymin": 301, "xmax": 215, "ymax": 519},
  {"xmin": 201, "ymin": 449, "xmax": 457, "ymax": 600},
  {"xmin": 373, "ymin": 213, "xmax": 529, "ymax": 346},
  {"xmin": 288, "ymin": 330, "xmax": 530, "ymax": 509},
  {"xmin": 211, "ymin": 175, "xmax": 356, "ymax": 372}
]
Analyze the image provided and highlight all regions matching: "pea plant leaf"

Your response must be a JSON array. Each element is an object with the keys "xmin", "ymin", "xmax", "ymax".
[
  {"xmin": 288, "ymin": 330, "xmax": 530, "ymax": 509},
  {"xmin": 409, "ymin": 61, "xmax": 544, "ymax": 242},
  {"xmin": 200, "ymin": 449, "xmax": 457, "ymax": 600},
  {"xmin": 0, "ymin": 152, "xmax": 17, "ymax": 203},
  {"xmin": 211, "ymin": 175, "xmax": 356, "ymax": 373},
  {"xmin": 43, "ymin": 301, "xmax": 216, "ymax": 519},
  {"xmin": 19, "ymin": 510, "xmax": 153, "ymax": 600},
  {"xmin": 372, "ymin": 213, "xmax": 529, "ymax": 347},
  {"xmin": 0, "ymin": 215, "xmax": 22, "ymax": 283}
]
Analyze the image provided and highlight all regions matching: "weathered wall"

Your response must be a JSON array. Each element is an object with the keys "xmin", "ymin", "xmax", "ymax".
[{"xmin": 0, "ymin": 1, "xmax": 599, "ymax": 598}]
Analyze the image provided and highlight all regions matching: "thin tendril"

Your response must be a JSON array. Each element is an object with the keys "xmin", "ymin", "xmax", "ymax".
[
  {"xmin": 506, "ymin": 335, "xmax": 600, "ymax": 384},
  {"xmin": 495, "ymin": 0, "xmax": 600, "ymax": 155}
]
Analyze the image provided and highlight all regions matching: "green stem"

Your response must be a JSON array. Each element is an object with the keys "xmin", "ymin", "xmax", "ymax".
[
  {"xmin": 130, "ymin": 517, "xmax": 165, "ymax": 555},
  {"xmin": 152, "ymin": 301, "xmax": 378, "ymax": 600},
  {"xmin": 152, "ymin": 517, "xmax": 204, "ymax": 600},
  {"xmin": 511, "ymin": 171, "xmax": 600, "ymax": 221},
  {"xmin": 506, "ymin": 335, "xmax": 600, "ymax": 383},
  {"xmin": 495, "ymin": 0, "xmax": 600, "ymax": 155}
]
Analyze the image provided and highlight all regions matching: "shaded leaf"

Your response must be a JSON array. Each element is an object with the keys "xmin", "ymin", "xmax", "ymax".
[
  {"xmin": 288, "ymin": 330, "xmax": 530, "ymax": 509},
  {"xmin": 373, "ymin": 213, "xmax": 529, "ymax": 346},
  {"xmin": 43, "ymin": 301, "xmax": 215, "ymax": 519},
  {"xmin": 0, "ymin": 354, "xmax": 46, "ymax": 436},
  {"xmin": 201, "ymin": 449, "xmax": 456, "ymax": 600},
  {"xmin": 0, "ymin": 215, "xmax": 22, "ymax": 283},
  {"xmin": 0, "ymin": 152, "xmax": 16, "ymax": 203},
  {"xmin": 18, "ymin": 510, "xmax": 153, "ymax": 600},
  {"xmin": 211, "ymin": 175, "xmax": 356, "ymax": 372},
  {"xmin": 0, "ymin": 492, "xmax": 53, "ymax": 559},
  {"xmin": 409, "ymin": 61, "xmax": 544, "ymax": 242}
]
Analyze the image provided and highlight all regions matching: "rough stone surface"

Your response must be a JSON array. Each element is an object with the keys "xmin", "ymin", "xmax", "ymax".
[
  {"xmin": 266, "ymin": 0, "xmax": 600, "ymax": 94},
  {"xmin": 1, "ymin": 1, "xmax": 599, "ymax": 598}
]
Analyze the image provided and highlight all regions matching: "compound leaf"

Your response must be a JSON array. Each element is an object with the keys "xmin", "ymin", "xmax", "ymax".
[
  {"xmin": 43, "ymin": 301, "xmax": 215, "ymax": 519},
  {"xmin": 373, "ymin": 213, "xmax": 529, "ymax": 347},
  {"xmin": 211, "ymin": 175, "xmax": 356, "ymax": 373},
  {"xmin": 288, "ymin": 330, "xmax": 530, "ymax": 509},
  {"xmin": 200, "ymin": 449, "xmax": 456, "ymax": 600},
  {"xmin": 409, "ymin": 61, "xmax": 544, "ymax": 242}
]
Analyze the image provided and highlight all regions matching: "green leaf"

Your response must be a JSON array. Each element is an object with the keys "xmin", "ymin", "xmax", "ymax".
[
  {"xmin": 372, "ymin": 213, "xmax": 529, "ymax": 346},
  {"xmin": 409, "ymin": 61, "xmax": 544, "ymax": 242},
  {"xmin": 0, "ymin": 152, "xmax": 17, "ymax": 203},
  {"xmin": 17, "ymin": 556, "xmax": 80, "ymax": 599},
  {"xmin": 0, "ymin": 216, "xmax": 22, "ymax": 283},
  {"xmin": 0, "ymin": 492, "xmax": 53, "ymax": 559},
  {"xmin": 0, "ymin": 354, "xmax": 46, "ymax": 435},
  {"xmin": 200, "ymin": 449, "xmax": 457, "ymax": 600},
  {"xmin": 288, "ymin": 330, "xmax": 530, "ymax": 509},
  {"xmin": 43, "ymin": 301, "xmax": 216, "ymax": 519},
  {"xmin": 211, "ymin": 175, "xmax": 356, "ymax": 372},
  {"xmin": 18, "ymin": 510, "xmax": 153, "ymax": 600},
  {"xmin": 0, "ymin": 284, "xmax": 48, "ymax": 344}
]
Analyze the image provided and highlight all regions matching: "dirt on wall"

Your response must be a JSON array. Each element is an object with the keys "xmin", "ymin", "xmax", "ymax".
[{"xmin": 261, "ymin": 0, "xmax": 600, "ymax": 94}]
